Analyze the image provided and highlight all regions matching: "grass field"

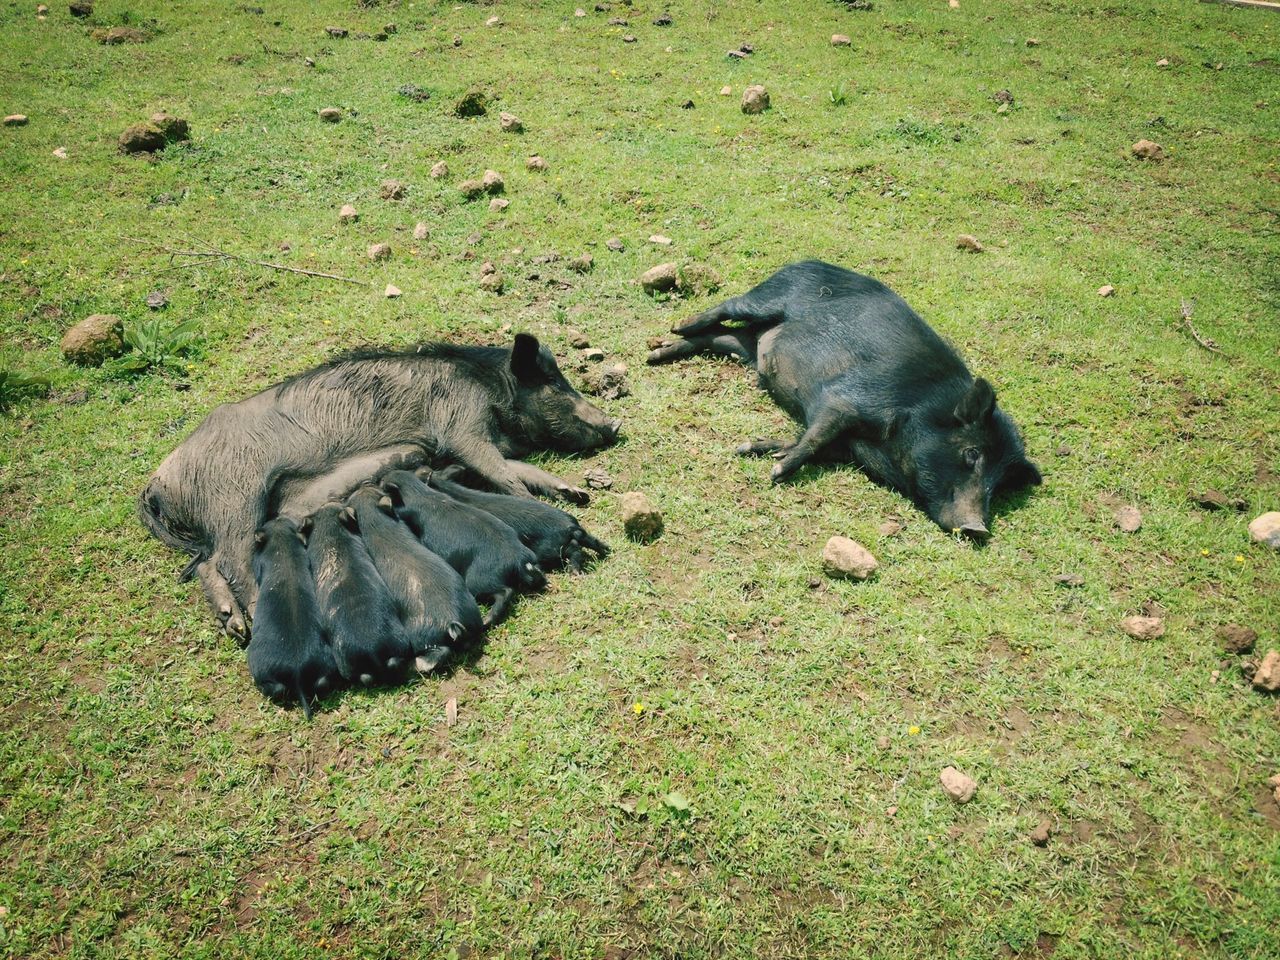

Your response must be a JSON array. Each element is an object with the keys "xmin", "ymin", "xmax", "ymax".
[{"xmin": 2, "ymin": 1, "xmax": 1279, "ymax": 957}]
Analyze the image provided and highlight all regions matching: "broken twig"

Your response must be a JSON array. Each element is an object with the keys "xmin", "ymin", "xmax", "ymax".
[
  {"xmin": 124, "ymin": 236, "xmax": 372, "ymax": 287},
  {"xmin": 1179, "ymin": 300, "xmax": 1221, "ymax": 354}
]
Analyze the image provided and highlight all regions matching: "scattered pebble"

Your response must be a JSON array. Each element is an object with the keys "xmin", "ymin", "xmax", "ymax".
[
  {"xmin": 445, "ymin": 697, "xmax": 458, "ymax": 726},
  {"xmin": 741, "ymin": 85, "xmax": 770, "ymax": 114},
  {"xmin": 478, "ymin": 272, "xmax": 504, "ymax": 294},
  {"xmin": 413, "ymin": 222, "xmax": 428, "ymax": 240},
  {"xmin": 367, "ymin": 242, "xmax": 392, "ymax": 261},
  {"xmin": 481, "ymin": 169, "xmax": 505, "ymax": 193},
  {"xmin": 3, "ymin": 115, "xmax": 29, "ymax": 127},
  {"xmin": 1156, "ymin": 57, "xmax": 1170, "ymax": 67},
  {"xmin": 69, "ymin": 1, "xmax": 92, "ymax": 17},
  {"xmin": 526, "ymin": 155, "xmax": 549, "ymax": 172},
  {"xmin": 1248, "ymin": 511, "xmax": 1280, "ymax": 548},
  {"xmin": 994, "ymin": 89, "xmax": 1014, "ymax": 105},
  {"xmin": 145, "ymin": 290, "xmax": 168, "ymax": 310},
  {"xmin": 1253, "ymin": 650, "xmax": 1280, "ymax": 692},
  {"xmin": 500, "ymin": 111, "xmax": 523, "ymax": 133},
  {"xmin": 486, "ymin": 15, "xmax": 502, "ymax": 28},
  {"xmin": 1114, "ymin": 505, "xmax": 1143, "ymax": 533},
  {"xmin": 956, "ymin": 234, "xmax": 985, "ymax": 253},
  {"xmin": 575, "ymin": 8, "xmax": 586, "ymax": 17},
  {"xmin": 489, "ymin": 197, "xmax": 510, "ymax": 211},
  {"xmin": 1131, "ymin": 139, "xmax": 1164, "ymax": 160},
  {"xmin": 1098, "ymin": 284, "xmax": 1115, "ymax": 297},
  {"xmin": 568, "ymin": 330, "xmax": 591, "ymax": 349},
  {"xmin": 939, "ymin": 767, "xmax": 977, "ymax": 804},
  {"xmin": 719, "ymin": 85, "xmax": 732, "ymax": 96},
  {"xmin": 338, "ymin": 204, "xmax": 358, "ymax": 223},
  {"xmin": 459, "ymin": 179, "xmax": 485, "ymax": 199},
  {"xmin": 653, "ymin": 14, "xmax": 673, "ymax": 26},
  {"xmin": 397, "ymin": 83, "xmax": 430, "ymax": 103},
  {"xmin": 584, "ymin": 467, "xmax": 613, "ymax": 490},
  {"xmin": 606, "ymin": 237, "xmax": 624, "ymax": 252},
  {"xmin": 589, "ymin": 363, "xmax": 630, "ymax": 400},
  {"xmin": 1269, "ymin": 773, "xmax": 1280, "ymax": 809},
  {"xmin": 61, "ymin": 314, "xmax": 124, "ymax": 366},
  {"xmin": 621, "ymin": 492, "xmax": 664, "ymax": 542},
  {"xmin": 52, "ymin": 146, "xmax": 67, "ymax": 159},
  {"xmin": 570, "ymin": 253, "xmax": 594, "ymax": 273},
  {"xmin": 1056, "ymin": 443, "xmax": 1072, "ymax": 457},
  {"xmin": 92, "ymin": 26, "xmax": 147, "ymax": 44},
  {"xmin": 680, "ymin": 99, "xmax": 695, "ymax": 110},
  {"xmin": 318, "ymin": 107, "xmax": 343, "ymax": 123},
  {"xmin": 831, "ymin": 34, "xmax": 852, "ymax": 47},
  {"xmin": 384, "ymin": 283, "xmax": 402, "ymax": 298},
  {"xmin": 325, "ymin": 26, "xmax": 348, "ymax": 38},
  {"xmin": 1120, "ymin": 615, "xmax": 1164, "ymax": 640},
  {"xmin": 622, "ymin": 35, "xmax": 637, "ymax": 44},
  {"xmin": 1054, "ymin": 573, "xmax": 1085, "ymax": 588},
  {"xmin": 479, "ymin": 260, "xmax": 496, "ymax": 276},
  {"xmin": 640, "ymin": 262, "xmax": 678, "ymax": 294},
  {"xmin": 649, "ymin": 234, "xmax": 673, "ymax": 246},
  {"xmin": 1026, "ymin": 37, "xmax": 1041, "ymax": 47},
  {"xmin": 582, "ymin": 347, "xmax": 605, "ymax": 362},
  {"xmin": 380, "ymin": 179, "xmax": 405, "ymax": 200},
  {"xmin": 878, "ymin": 519, "xmax": 903, "ymax": 537},
  {"xmin": 1218, "ymin": 624, "xmax": 1257, "ymax": 654},
  {"xmin": 37, "ymin": 4, "xmax": 49, "ymax": 16},
  {"xmin": 1030, "ymin": 819, "xmax": 1052, "ymax": 846},
  {"xmin": 608, "ymin": 17, "xmax": 628, "ymax": 27},
  {"xmin": 1190, "ymin": 488, "xmax": 1231, "ymax": 511},
  {"xmin": 821, "ymin": 536, "xmax": 879, "ymax": 581},
  {"xmin": 430, "ymin": 160, "xmax": 449, "ymax": 179}
]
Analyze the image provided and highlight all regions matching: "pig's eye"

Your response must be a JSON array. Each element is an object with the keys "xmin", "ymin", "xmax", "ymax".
[{"xmin": 962, "ymin": 447, "xmax": 981, "ymax": 468}]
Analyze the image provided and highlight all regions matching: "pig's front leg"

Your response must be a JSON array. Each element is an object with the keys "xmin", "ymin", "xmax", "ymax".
[
  {"xmin": 503, "ymin": 459, "xmax": 590, "ymax": 505},
  {"xmin": 196, "ymin": 559, "xmax": 249, "ymax": 642}
]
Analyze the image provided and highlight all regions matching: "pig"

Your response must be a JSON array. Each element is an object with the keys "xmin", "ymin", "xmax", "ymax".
[
  {"xmin": 425, "ymin": 465, "xmax": 610, "ymax": 573},
  {"xmin": 347, "ymin": 485, "xmax": 483, "ymax": 674},
  {"xmin": 306, "ymin": 502, "xmax": 413, "ymax": 687},
  {"xmin": 647, "ymin": 260, "xmax": 1041, "ymax": 539},
  {"xmin": 247, "ymin": 516, "xmax": 340, "ymax": 717},
  {"xmin": 380, "ymin": 469, "xmax": 546, "ymax": 627},
  {"xmin": 138, "ymin": 334, "xmax": 621, "ymax": 638}
]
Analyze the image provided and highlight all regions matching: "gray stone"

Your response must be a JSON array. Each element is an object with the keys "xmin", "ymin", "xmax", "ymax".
[
  {"xmin": 940, "ymin": 767, "xmax": 977, "ymax": 804},
  {"xmin": 741, "ymin": 85, "xmax": 770, "ymax": 114},
  {"xmin": 821, "ymin": 536, "xmax": 878, "ymax": 581},
  {"xmin": 481, "ymin": 169, "xmax": 504, "ymax": 193},
  {"xmin": 1115, "ymin": 505, "xmax": 1143, "ymax": 533},
  {"xmin": 367, "ymin": 242, "xmax": 392, "ymax": 261},
  {"xmin": 1120, "ymin": 615, "xmax": 1164, "ymax": 640},
  {"xmin": 499, "ymin": 111, "xmax": 523, "ymax": 133},
  {"xmin": 61, "ymin": 314, "xmax": 124, "ymax": 366},
  {"xmin": 1248, "ymin": 511, "xmax": 1280, "ymax": 548},
  {"xmin": 621, "ymin": 492, "xmax": 663, "ymax": 542},
  {"xmin": 318, "ymin": 107, "xmax": 342, "ymax": 123},
  {"xmin": 526, "ymin": 155, "xmax": 549, "ymax": 172},
  {"xmin": 640, "ymin": 262, "xmax": 678, "ymax": 294},
  {"xmin": 430, "ymin": 160, "xmax": 449, "ymax": 179},
  {"xmin": 1253, "ymin": 650, "xmax": 1280, "ymax": 692}
]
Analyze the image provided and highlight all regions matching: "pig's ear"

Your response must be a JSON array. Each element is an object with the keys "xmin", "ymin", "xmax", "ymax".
[
  {"xmin": 954, "ymin": 378, "xmax": 996, "ymax": 425},
  {"xmin": 377, "ymin": 494, "xmax": 396, "ymax": 513},
  {"xmin": 510, "ymin": 333, "xmax": 544, "ymax": 384},
  {"xmin": 1001, "ymin": 458, "xmax": 1043, "ymax": 491},
  {"xmin": 339, "ymin": 506, "xmax": 360, "ymax": 532},
  {"xmin": 382, "ymin": 481, "xmax": 404, "ymax": 507}
]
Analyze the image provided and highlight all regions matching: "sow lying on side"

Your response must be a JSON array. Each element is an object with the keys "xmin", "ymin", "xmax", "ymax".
[
  {"xmin": 648, "ymin": 260, "xmax": 1041, "ymax": 538},
  {"xmin": 139, "ymin": 334, "xmax": 621, "ymax": 638}
]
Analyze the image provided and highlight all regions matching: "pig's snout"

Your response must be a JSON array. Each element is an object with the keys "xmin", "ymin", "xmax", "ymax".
[
  {"xmin": 607, "ymin": 417, "xmax": 623, "ymax": 439},
  {"xmin": 958, "ymin": 522, "xmax": 990, "ymax": 543}
]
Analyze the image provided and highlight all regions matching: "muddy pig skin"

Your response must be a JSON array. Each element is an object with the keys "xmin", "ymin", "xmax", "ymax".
[
  {"xmin": 647, "ymin": 260, "xmax": 1041, "ymax": 538},
  {"xmin": 306, "ymin": 503, "xmax": 413, "ymax": 687},
  {"xmin": 247, "ymin": 517, "xmax": 340, "ymax": 717},
  {"xmin": 347, "ymin": 486, "xmax": 483, "ymax": 674},
  {"xmin": 426, "ymin": 466, "xmax": 609, "ymax": 573},
  {"xmin": 381, "ymin": 470, "xmax": 545, "ymax": 628},
  {"xmin": 139, "ymin": 334, "xmax": 621, "ymax": 639}
]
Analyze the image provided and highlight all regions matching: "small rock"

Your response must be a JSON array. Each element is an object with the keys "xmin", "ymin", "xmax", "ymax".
[
  {"xmin": 719, "ymin": 85, "xmax": 732, "ymax": 96},
  {"xmin": 145, "ymin": 290, "xmax": 168, "ymax": 310},
  {"xmin": 489, "ymin": 197, "xmax": 510, "ymax": 212},
  {"xmin": 69, "ymin": 1, "xmax": 92, "ymax": 17},
  {"xmin": 1248, "ymin": 511, "xmax": 1280, "ymax": 548},
  {"xmin": 338, "ymin": 204, "xmax": 358, "ymax": 223},
  {"xmin": 653, "ymin": 14, "xmax": 673, "ymax": 26},
  {"xmin": 994, "ymin": 89, "xmax": 1014, "ymax": 105},
  {"xmin": 584, "ymin": 467, "xmax": 613, "ymax": 490},
  {"xmin": 606, "ymin": 237, "xmax": 624, "ymax": 252},
  {"xmin": 52, "ymin": 146, "xmax": 67, "ymax": 159},
  {"xmin": 304, "ymin": 57, "xmax": 315, "ymax": 67},
  {"xmin": 92, "ymin": 26, "xmax": 147, "ymax": 44},
  {"xmin": 454, "ymin": 88, "xmax": 488, "ymax": 118},
  {"xmin": 609, "ymin": 17, "xmax": 629, "ymax": 26},
  {"xmin": 466, "ymin": 232, "xmax": 484, "ymax": 247},
  {"xmin": 1120, "ymin": 615, "xmax": 1165, "ymax": 641},
  {"xmin": 1056, "ymin": 443, "xmax": 1072, "ymax": 457},
  {"xmin": 1054, "ymin": 573, "xmax": 1085, "ymax": 588},
  {"xmin": 622, "ymin": 35, "xmax": 637, "ymax": 44},
  {"xmin": 430, "ymin": 160, "xmax": 449, "ymax": 179},
  {"xmin": 150, "ymin": 113, "xmax": 189, "ymax": 143},
  {"xmin": 61, "ymin": 314, "xmax": 124, "ymax": 366},
  {"xmin": 1026, "ymin": 37, "xmax": 1041, "ymax": 47},
  {"xmin": 1029, "ymin": 819, "xmax": 1052, "ymax": 846},
  {"xmin": 459, "ymin": 179, "xmax": 485, "ymax": 199},
  {"xmin": 582, "ymin": 348, "xmax": 605, "ymax": 363},
  {"xmin": 3, "ymin": 115, "xmax": 29, "ymax": 127},
  {"xmin": 831, "ymin": 34, "xmax": 852, "ymax": 47},
  {"xmin": 640, "ymin": 262, "xmax": 678, "ymax": 294},
  {"xmin": 592, "ymin": 363, "xmax": 630, "ymax": 400},
  {"xmin": 526, "ymin": 155, "xmax": 550, "ymax": 172},
  {"xmin": 822, "ymin": 536, "xmax": 878, "ymax": 581},
  {"xmin": 380, "ymin": 179, "xmax": 405, "ymax": 201},
  {"xmin": 1218, "ymin": 624, "xmax": 1257, "ymax": 655},
  {"xmin": 1190, "ymin": 488, "xmax": 1231, "ymax": 511},
  {"xmin": 741, "ymin": 85, "xmax": 770, "ymax": 114},
  {"xmin": 118, "ymin": 122, "xmax": 166, "ymax": 154},
  {"xmin": 1131, "ymin": 139, "xmax": 1164, "ymax": 160},
  {"xmin": 318, "ymin": 107, "xmax": 342, "ymax": 123},
  {"xmin": 621, "ymin": 492, "xmax": 664, "ymax": 542},
  {"xmin": 479, "ymin": 260, "xmax": 496, "ymax": 276},
  {"xmin": 878, "ymin": 519, "xmax": 903, "ymax": 537},
  {"xmin": 325, "ymin": 26, "xmax": 348, "ymax": 38},
  {"xmin": 383, "ymin": 23, "xmax": 397, "ymax": 35},
  {"xmin": 479, "ymin": 272, "xmax": 504, "ymax": 294},
  {"xmin": 37, "ymin": 4, "xmax": 49, "ymax": 15},
  {"xmin": 727, "ymin": 50, "xmax": 748, "ymax": 60},
  {"xmin": 1156, "ymin": 57, "xmax": 1170, "ymax": 67},
  {"xmin": 413, "ymin": 222, "xmax": 428, "ymax": 240},
  {"xmin": 384, "ymin": 284, "xmax": 402, "ymax": 298},
  {"xmin": 567, "ymin": 330, "xmax": 591, "ymax": 349},
  {"xmin": 499, "ymin": 112, "xmax": 523, "ymax": 133},
  {"xmin": 649, "ymin": 234, "xmax": 673, "ymax": 246},
  {"xmin": 956, "ymin": 234, "xmax": 985, "ymax": 253},
  {"xmin": 482, "ymin": 169, "xmax": 504, "ymax": 193},
  {"xmin": 486, "ymin": 15, "xmax": 502, "ymax": 28},
  {"xmin": 367, "ymin": 242, "xmax": 392, "ymax": 261},
  {"xmin": 452, "ymin": 35, "xmax": 462, "ymax": 47},
  {"xmin": 570, "ymin": 253, "xmax": 593, "ymax": 274},
  {"xmin": 939, "ymin": 767, "xmax": 977, "ymax": 804},
  {"xmin": 1098, "ymin": 284, "xmax": 1116, "ymax": 297},
  {"xmin": 1253, "ymin": 650, "xmax": 1280, "ymax": 692},
  {"xmin": 1115, "ymin": 505, "xmax": 1143, "ymax": 533},
  {"xmin": 397, "ymin": 83, "xmax": 430, "ymax": 102},
  {"xmin": 575, "ymin": 8, "xmax": 586, "ymax": 16}
]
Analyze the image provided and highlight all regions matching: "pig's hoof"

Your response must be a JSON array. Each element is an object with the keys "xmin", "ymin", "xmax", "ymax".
[
  {"xmin": 737, "ymin": 439, "xmax": 790, "ymax": 458},
  {"xmin": 770, "ymin": 462, "xmax": 795, "ymax": 484},
  {"xmin": 557, "ymin": 485, "xmax": 590, "ymax": 506},
  {"xmin": 223, "ymin": 610, "xmax": 250, "ymax": 643},
  {"xmin": 414, "ymin": 647, "xmax": 452, "ymax": 674}
]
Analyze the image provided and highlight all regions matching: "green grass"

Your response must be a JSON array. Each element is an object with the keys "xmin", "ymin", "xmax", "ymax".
[{"xmin": 2, "ymin": 1, "xmax": 1279, "ymax": 957}]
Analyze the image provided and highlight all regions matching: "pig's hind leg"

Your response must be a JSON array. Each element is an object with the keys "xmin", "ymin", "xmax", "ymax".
[
  {"xmin": 646, "ymin": 332, "xmax": 756, "ymax": 367},
  {"xmin": 768, "ymin": 397, "xmax": 872, "ymax": 484},
  {"xmin": 196, "ymin": 559, "xmax": 249, "ymax": 642}
]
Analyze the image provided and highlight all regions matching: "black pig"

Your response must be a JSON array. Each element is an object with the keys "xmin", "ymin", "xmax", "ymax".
[
  {"xmin": 426, "ymin": 466, "xmax": 610, "ymax": 573},
  {"xmin": 306, "ymin": 503, "xmax": 413, "ymax": 687},
  {"xmin": 347, "ymin": 486, "xmax": 483, "ymax": 674},
  {"xmin": 380, "ymin": 469, "xmax": 545, "ymax": 627},
  {"xmin": 647, "ymin": 260, "xmax": 1041, "ymax": 538},
  {"xmin": 139, "ymin": 334, "xmax": 621, "ymax": 638},
  {"xmin": 248, "ymin": 517, "xmax": 340, "ymax": 717}
]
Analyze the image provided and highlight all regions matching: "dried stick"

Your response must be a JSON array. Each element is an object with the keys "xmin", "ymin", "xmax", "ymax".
[
  {"xmin": 124, "ymin": 236, "xmax": 372, "ymax": 287},
  {"xmin": 1179, "ymin": 300, "xmax": 1221, "ymax": 355}
]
